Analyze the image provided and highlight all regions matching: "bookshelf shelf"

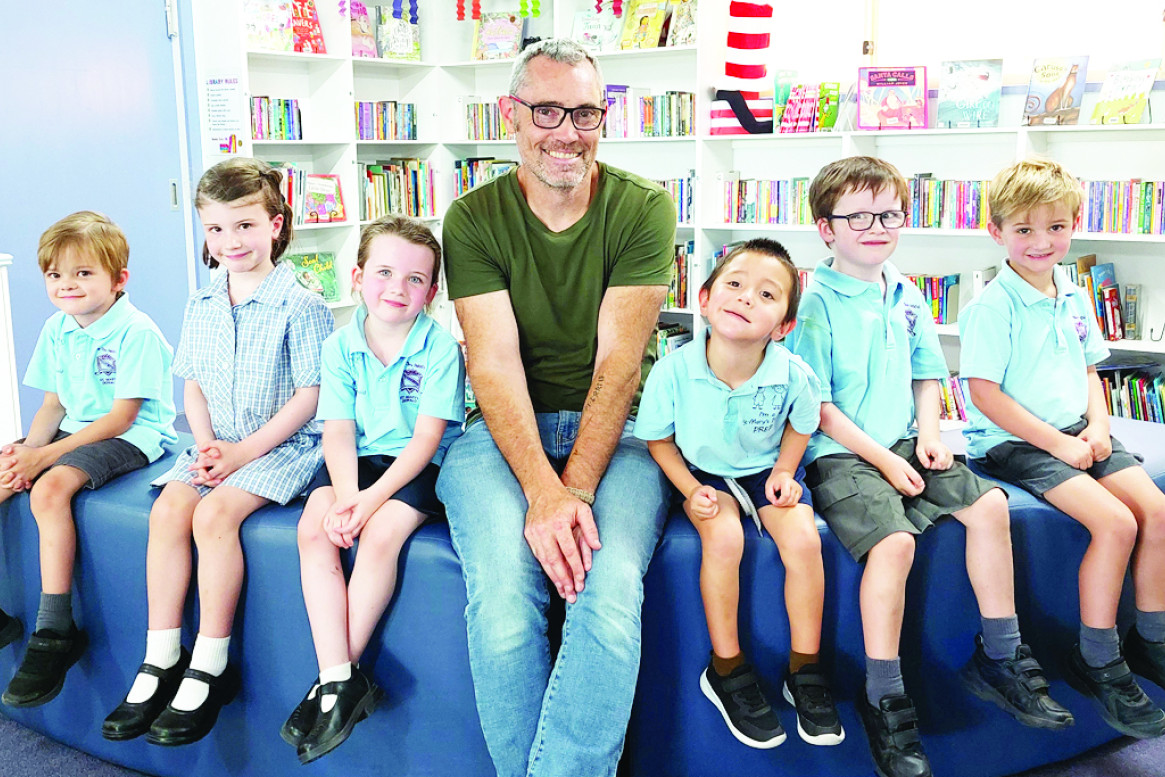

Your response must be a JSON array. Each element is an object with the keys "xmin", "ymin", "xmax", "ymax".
[
  {"xmin": 246, "ymin": 50, "xmax": 351, "ymax": 65},
  {"xmin": 351, "ymin": 59, "xmax": 435, "ymax": 74},
  {"xmin": 593, "ymin": 45, "xmax": 697, "ymax": 62},
  {"xmin": 602, "ymin": 136, "xmax": 695, "ymax": 144},
  {"xmin": 295, "ymin": 221, "xmax": 352, "ymax": 232}
]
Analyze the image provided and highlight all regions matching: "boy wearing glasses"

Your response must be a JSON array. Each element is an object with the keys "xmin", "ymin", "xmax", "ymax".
[{"xmin": 787, "ymin": 157, "xmax": 1071, "ymax": 777}]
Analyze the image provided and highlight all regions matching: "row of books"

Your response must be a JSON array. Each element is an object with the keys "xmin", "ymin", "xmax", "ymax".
[
  {"xmin": 722, "ymin": 177, "xmax": 813, "ymax": 226},
  {"xmin": 653, "ymin": 323, "xmax": 693, "ymax": 359},
  {"xmin": 776, "ymin": 82, "xmax": 841, "ymax": 134},
  {"xmin": 909, "ymin": 176, "xmax": 991, "ymax": 231},
  {"xmin": 1080, "ymin": 180, "xmax": 1165, "ymax": 236},
  {"xmin": 351, "ymin": 2, "xmax": 422, "ymax": 60},
  {"xmin": 355, "ymin": 101, "xmax": 418, "ymax": 141},
  {"xmin": 463, "ymin": 100, "xmax": 510, "ymax": 142},
  {"xmin": 605, "ymin": 88, "xmax": 694, "ymax": 139},
  {"xmin": 905, "ymin": 274, "xmax": 961, "ymax": 325},
  {"xmin": 359, "ymin": 159, "xmax": 435, "ymax": 221},
  {"xmin": 1061, "ymin": 254, "xmax": 1141, "ymax": 341},
  {"xmin": 271, "ymin": 164, "xmax": 346, "ymax": 224},
  {"xmin": 1098, "ymin": 365, "xmax": 1164, "ymax": 424},
  {"xmin": 652, "ymin": 174, "xmax": 694, "ymax": 225},
  {"xmin": 938, "ymin": 375, "xmax": 969, "ymax": 423},
  {"xmin": 453, "ymin": 157, "xmax": 517, "ymax": 198},
  {"xmin": 245, "ymin": 0, "xmax": 326, "ymax": 53},
  {"xmin": 251, "ymin": 97, "xmax": 302, "ymax": 141},
  {"xmin": 571, "ymin": 0, "xmax": 695, "ymax": 54},
  {"xmin": 667, "ymin": 241, "xmax": 695, "ymax": 310}
]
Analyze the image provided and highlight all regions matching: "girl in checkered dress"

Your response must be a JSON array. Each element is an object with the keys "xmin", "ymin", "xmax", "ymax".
[{"xmin": 102, "ymin": 158, "xmax": 333, "ymax": 747}]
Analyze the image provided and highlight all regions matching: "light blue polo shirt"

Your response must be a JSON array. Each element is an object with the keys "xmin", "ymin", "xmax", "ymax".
[
  {"xmin": 23, "ymin": 295, "xmax": 177, "ymax": 462},
  {"xmin": 787, "ymin": 257, "xmax": 949, "ymax": 464},
  {"xmin": 317, "ymin": 307, "xmax": 465, "ymax": 465},
  {"xmin": 960, "ymin": 261, "xmax": 1110, "ymax": 459},
  {"xmin": 634, "ymin": 333, "xmax": 820, "ymax": 478}
]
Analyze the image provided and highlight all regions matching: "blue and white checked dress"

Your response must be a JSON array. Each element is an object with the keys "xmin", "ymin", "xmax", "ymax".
[{"xmin": 152, "ymin": 261, "xmax": 334, "ymax": 504}]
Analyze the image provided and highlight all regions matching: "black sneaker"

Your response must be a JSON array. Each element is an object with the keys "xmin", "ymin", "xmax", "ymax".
[
  {"xmin": 2, "ymin": 625, "xmax": 87, "ymax": 708},
  {"xmin": 0, "ymin": 612, "xmax": 22, "ymax": 650},
  {"xmin": 960, "ymin": 635, "xmax": 1074, "ymax": 730},
  {"xmin": 1065, "ymin": 645, "xmax": 1165, "ymax": 739},
  {"xmin": 858, "ymin": 693, "xmax": 933, "ymax": 777},
  {"xmin": 1125, "ymin": 627, "xmax": 1165, "ymax": 691},
  {"xmin": 699, "ymin": 661, "xmax": 785, "ymax": 749},
  {"xmin": 781, "ymin": 664, "xmax": 844, "ymax": 745}
]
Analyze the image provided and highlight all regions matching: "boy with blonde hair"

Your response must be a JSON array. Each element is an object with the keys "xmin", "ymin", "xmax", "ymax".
[
  {"xmin": 788, "ymin": 157, "xmax": 1072, "ymax": 777},
  {"xmin": 961, "ymin": 157, "xmax": 1165, "ymax": 739},
  {"xmin": 0, "ymin": 211, "xmax": 176, "ymax": 708}
]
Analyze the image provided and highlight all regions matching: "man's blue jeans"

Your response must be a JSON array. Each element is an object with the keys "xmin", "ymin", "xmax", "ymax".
[{"xmin": 436, "ymin": 412, "xmax": 669, "ymax": 777}]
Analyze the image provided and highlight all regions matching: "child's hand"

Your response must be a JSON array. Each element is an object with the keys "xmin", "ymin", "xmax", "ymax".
[
  {"xmin": 686, "ymin": 485, "xmax": 719, "ymax": 520},
  {"xmin": 915, "ymin": 438, "xmax": 954, "ymax": 471},
  {"xmin": 1078, "ymin": 425, "xmax": 1112, "ymax": 462},
  {"xmin": 877, "ymin": 452, "xmax": 924, "ymax": 497},
  {"xmin": 1052, "ymin": 433, "xmax": 1094, "ymax": 470},
  {"xmin": 328, "ymin": 489, "xmax": 386, "ymax": 547},
  {"xmin": 0, "ymin": 444, "xmax": 52, "ymax": 486},
  {"xmin": 193, "ymin": 440, "xmax": 249, "ymax": 484},
  {"xmin": 765, "ymin": 470, "xmax": 801, "ymax": 508},
  {"xmin": 187, "ymin": 450, "xmax": 221, "ymax": 487}
]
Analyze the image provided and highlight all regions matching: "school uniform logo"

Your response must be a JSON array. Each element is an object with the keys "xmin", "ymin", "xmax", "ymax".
[
  {"xmin": 903, "ymin": 304, "xmax": 919, "ymax": 337},
  {"xmin": 747, "ymin": 385, "xmax": 787, "ymax": 434},
  {"xmin": 400, "ymin": 361, "xmax": 424, "ymax": 403},
  {"xmin": 94, "ymin": 347, "xmax": 117, "ymax": 385},
  {"xmin": 1072, "ymin": 315, "xmax": 1088, "ymax": 343}
]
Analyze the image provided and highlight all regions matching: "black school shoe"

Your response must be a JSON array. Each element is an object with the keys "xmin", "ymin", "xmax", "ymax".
[
  {"xmin": 858, "ymin": 693, "xmax": 933, "ymax": 777},
  {"xmin": 1065, "ymin": 645, "xmax": 1165, "ymax": 739},
  {"xmin": 781, "ymin": 664, "xmax": 845, "ymax": 745},
  {"xmin": 0, "ymin": 611, "xmax": 22, "ymax": 650},
  {"xmin": 2, "ymin": 625, "xmax": 87, "ymax": 707},
  {"xmin": 698, "ymin": 661, "xmax": 786, "ymax": 749},
  {"xmin": 959, "ymin": 635, "xmax": 1074, "ymax": 730},
  {"xmin": 297, "ymin": 668, "xmax": 383, "ymax": 765},
  {"xmin": 102, "ymin": 649, "xmax": 192, "ymax": 741},
  {"xmin": 281, "ymin": 678, "xmax": 321, "ymax": 747},
  {"xmin": 1125, "ymin": 627, "xmax": 1165, "ymax": 691},
  {"xmin": 146, "ymin": 666, "xmax": 239, "ymax": 746}
]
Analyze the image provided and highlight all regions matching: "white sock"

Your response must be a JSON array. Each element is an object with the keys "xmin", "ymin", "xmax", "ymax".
[
  {"xmin": 126, "ymin": 629, "xmax": 183, "ymax": 704},
  {"xmin": 171, "ymin": 634, "xmax": 230, "ymax": 712},
  {"xmin": 318, "ymin": 662, "xmax": 352, "ymax": 714}
]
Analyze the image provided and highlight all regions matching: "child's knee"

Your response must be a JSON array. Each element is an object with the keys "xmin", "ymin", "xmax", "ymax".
[
  {"xmin": 701, "ymin": 516, "xmax": 744, "ymax": 565},
  {"xmin": 966, "ymin": 487, "xmax": 1011, "ymax": 533},
  {"xmin": 1093, "ymin": 505, "xmax": 1138, "ymax": 550},
  {"xmin": 868, "ymin": 531, "xmax": 916, "ymax": 571},
  {"xmin": 28, "ymin": 470, "xmax": 78, "ymax": 517},
  {"xmin": 1136, "ymin": 500, "xmax": 1165, "ymax": 550},
  {"xmin": 777, "ymin": 510, "xmax": 822, "ymax": 562},
  {"xmin": 191, "ymin": 501, "xmax": 241, "ymax": 544}
]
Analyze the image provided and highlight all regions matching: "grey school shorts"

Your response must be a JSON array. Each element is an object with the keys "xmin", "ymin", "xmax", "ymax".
[
  {"xmin": 806, "ymin": 437, "xmax": 999, "ymax": 562},
  {"xmin": 42, "ymin": 431, "xmax": 149, "ymax": 489},
  {"xmin": 305, "ymin": 455, "xmax": 443, "ymax": 517},
  {"xmin": 971, "ymin": 418, "xmax": 1142, "ymax": 498}
]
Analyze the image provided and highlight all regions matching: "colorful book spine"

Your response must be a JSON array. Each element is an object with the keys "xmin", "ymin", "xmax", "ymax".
[
  {"xmin": 358, "ymin": 158, "xmax": 436, "ymax": 220},
  {"xmin": 723, "ymin": 178, "xmax": 812, "ymax": 225},
  {"xmin": 251, "ymin": 97, "xmax": 302, "ymax": 140},
  {"xmin": 651, "ymin": 172, "xmax": 695, "ymax": 224},
  {"xmin": 907, "ymin": 175, "xmax": 989, "ymax": 230},
  {"xmin": 904, "ymin": 273, "xmax": 961, "ymax": 324},
  {"xmin": 354, "ymin": 101, "xmax": 418, "ymax": 141},
  {"xmin": 1079, "ymin": 180, "xmax": 1165, "ymax": 235}
]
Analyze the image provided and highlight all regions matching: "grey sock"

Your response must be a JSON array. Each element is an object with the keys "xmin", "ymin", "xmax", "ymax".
[
  {"xmin": 1136, "ymin": 609, "xmax": 1165, "ymax": 643},
  {"xmin": 866, "ymin": 656, "xmax": 905, "ymax": 707},
  {"xmin": 35, "ymin": 593, "xmax": 73, "ymax": 635},
  {"xmin": 1080, "ymin": 623, "xmax": 1121, "ymax": 668},
  {"xmin": 981, "ymin": 615, "xmax": 1022, "ymax": 660}
]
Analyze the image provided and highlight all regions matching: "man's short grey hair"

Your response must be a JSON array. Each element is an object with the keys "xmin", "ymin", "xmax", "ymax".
[{"xmin": 508, "ymin": 38, "xmax": 606, "ymax": 98}]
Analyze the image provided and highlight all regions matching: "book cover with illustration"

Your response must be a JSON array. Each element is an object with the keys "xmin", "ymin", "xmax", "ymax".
[
  {"xmin": 857, "ymin": 67, "xmax": 928, "ymax": 130},
  {"xmin": 666, "ymin": 0, "xmax": 697, "ymax": 47},
  {"xmin": 303, "ymin": 174, "xmax": 346, "ymax": 223},
  {"xmin": 472, "ymin": 12, "xmax": 526, "ymax": 61},
  {"xmin": 571, "ymin": 9, "xmax": 621, "ymax": 54},
  {"xmin": 245, "ymin": 0, "xmax": 294, "ymax": 51},
  {"xmin": 291, "ymin": 0, "xmax": 326, "ymax": 53},
  {"xmin": 377, "ymin": 6, "xmax": 421, "ymax": 61},
  {"xmin": 350, "ymin": 1, "xmax": 378, "ymax": 58},
  {"xmin": 937, "ymin": 59, "xmax": 1002, "ymax": 128},
  {"xmin": 619, "ymin": 0, "xmax": 668, "ymax": 50},
  {"xmin": 1023, "ymin": 56, "xmax": 1089, "ymax": 125},
  {"xmin": 1090, "ymin": 59, "xmax": 1160, "ymax": 125},
  {"xmin": 286, "ymin": 252, "xmax": 340, "ymax": 303}
]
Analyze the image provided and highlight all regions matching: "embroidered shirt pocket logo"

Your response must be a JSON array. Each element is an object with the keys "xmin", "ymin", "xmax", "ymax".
[
  {"xmin": 400, "ymin": 361, "xmax": 424, "ymax": 404},
  {"xmin": 94, "ymin": 347, "xmax": 117, "ymax": 385}
]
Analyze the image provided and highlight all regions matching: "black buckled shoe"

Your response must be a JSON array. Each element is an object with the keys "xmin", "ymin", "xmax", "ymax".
[
  {"xmin": 782, "ymin": 664, "xmax": 845, "ymax": 745},
  {"xmin": 960, "ymin": 635, "xmax": 1074, "ymax": 730},
  {"xmin": 2, "ymin": 625, "xmax": 86, "ymax": 708},
  {"xmin": 0, "ymin": 612, "xmax": 22, "ymax": 650},
  {"xmin": 146, "ymin": 666, "xmax": 239, "ymax": 746},
  {"xmin": 102, "ymin": 649, "xmax": 192, "ymax": 741},
  {"xmin": 297, "ymin": 668, "xmax": 383, "ymax": 765},
  {"xmin": 1125, "ymin": 627, "xmax": 1165, "ymax": 691},
  {"xmin": 1065, "ymin": 645, "xmax": 1165, "ymax": 739},
  {"xmin": 281, "ymin": 678, "xmax": 320, "ymax": 748},
  {"xmin": 858, "ymin": 693, "xmax": 933, "ymax": 777}
]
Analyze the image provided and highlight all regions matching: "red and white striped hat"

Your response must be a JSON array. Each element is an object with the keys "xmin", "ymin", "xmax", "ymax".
[{"xmin": 723, "ymin": 1, "xmax": 774, "ymax": 99}]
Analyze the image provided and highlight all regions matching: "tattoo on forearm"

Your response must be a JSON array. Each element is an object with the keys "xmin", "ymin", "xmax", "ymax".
[{"xmin": 585, "ymin": 375, "xmax": 605, "ymax": 411}]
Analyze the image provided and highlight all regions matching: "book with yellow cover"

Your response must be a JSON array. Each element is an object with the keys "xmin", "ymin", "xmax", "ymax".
[{"xmin": 619, "ymin": 0, "xmax": 668, "ymax": 50}]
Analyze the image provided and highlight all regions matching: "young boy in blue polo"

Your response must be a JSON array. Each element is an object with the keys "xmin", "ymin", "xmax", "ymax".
[
  {"xmin": 960, "ymin": 158, "xmax": 1165, "ymax": 739},
  {"xmin": 636, "ymin": 239, "xmax": 843, "ymax": 750},
  {"xmin": 0, "ymin": 211, "xmax": 176, "ymax": 708},
  {"xmin": 787, "ymin": 157, "xmax": 1072, "ymax": 777}
]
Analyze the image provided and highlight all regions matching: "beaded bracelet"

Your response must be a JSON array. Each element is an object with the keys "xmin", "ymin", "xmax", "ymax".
[{"xmin": 566, "ymin": 487, "xmax": 596, "ymax": 506}]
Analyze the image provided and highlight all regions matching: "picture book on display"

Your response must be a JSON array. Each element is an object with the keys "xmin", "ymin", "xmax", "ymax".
[
  {"xmin": 286, "ymin": 252, "xmax": 340, "ymax": 303},
  {"xmin": 245, "ymin": 0, "xmax": 294, "ymax": 51},
  {"xmin": 350, "ymin": 1, "xmax": 378, "ymax": 58},
  {"xmin": 1090, "ymin": 59, "xmax": 1161, "ymax": 125},
  {"xmin": 857, "ymin": 67, "xmax": 928, "ymax": 130},
  {"xmin": 303, "ymin": 174, "xmax": 346, "ymax": 223},
  {"xmin": 666, "ymin": 0, "xmax": 697, "ymax": 47},
  {"xmin": 376, "ymin": 6, "xmax": 421, "ymax": 61},
  {"xmin": 1023, "ymin": 56, "xmax": 1088, "ymax": 125},
  {"xmin": 571, "ymin": 9, "xmax": 621, "ymax": 54},
  {"xmin": 619, "ymin": 0, "xmax": 667, "ymax": 50},
  {"xmin": 937, "ymin": 59, "xmax": 1002, "ymax": 128},
  {"xmin": 472, "ymin": 12, "xmax": 526, "ymax": 61},
  {"xmin": 291, "ymin": 0, "xmax": 326, "ymax": 52}
]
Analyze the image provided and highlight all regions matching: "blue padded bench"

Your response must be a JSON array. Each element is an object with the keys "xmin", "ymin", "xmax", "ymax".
[{"xmin": 625, "ymin": 417, "xmax": 1165, "ymax": 777}]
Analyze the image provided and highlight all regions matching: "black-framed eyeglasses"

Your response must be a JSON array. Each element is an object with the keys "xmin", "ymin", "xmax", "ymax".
[
  {"xmin": 508, "ymin": 95, "xmax": 607, "ymax": 131},
  {"xmin": 826, "ymin": 210, "xmax": 908, "ymax": 231}
]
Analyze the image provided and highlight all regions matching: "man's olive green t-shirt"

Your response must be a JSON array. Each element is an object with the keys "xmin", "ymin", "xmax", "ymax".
[{"xmin": 443, "ymin": 163, "xmax": 676, "ymax": 414}]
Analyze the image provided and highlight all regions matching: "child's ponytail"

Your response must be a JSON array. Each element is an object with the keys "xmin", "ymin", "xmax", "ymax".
[{"xmin": 195, "ymin": 157, "xmax": 296, "ymax": 268}]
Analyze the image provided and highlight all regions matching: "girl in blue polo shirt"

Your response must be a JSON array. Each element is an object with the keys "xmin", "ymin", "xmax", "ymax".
[
  {"xmin": 281, "ymin": 216, "xmax": 465, "ymax": 764},
  {"xmin": 102, "ymin": 158, "xmax": 333, "ymax": 746},
  {"xmin": 635, "ymin": 239, "xmax": 842, "ymax": 750}
]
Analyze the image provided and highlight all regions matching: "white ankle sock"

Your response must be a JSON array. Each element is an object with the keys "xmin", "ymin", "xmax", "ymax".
[
  {"xmin": 171, "ymin": 634, "xmax": 230, "ymax": 712},
  {"xmin": 318, "ymin": 662, "xmax": 352, "ymax": 714},
  {"xmin": 126, "ymin": 629, "xmax": 183, "ymax": 704}
]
